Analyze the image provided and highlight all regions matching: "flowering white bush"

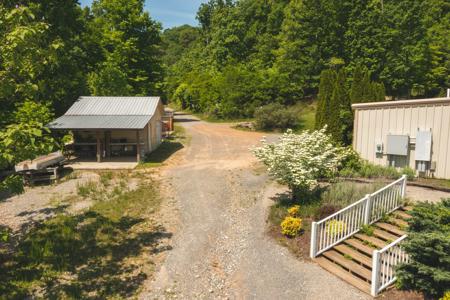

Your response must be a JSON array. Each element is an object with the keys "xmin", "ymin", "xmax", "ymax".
[{"xmin": 253, "ymin": 128, "xmax": 346, "ymax": 195}]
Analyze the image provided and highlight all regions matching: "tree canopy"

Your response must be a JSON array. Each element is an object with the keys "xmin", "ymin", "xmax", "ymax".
[{"xmin": 164, "ymin": 0, "xmax": 449, "ymax": 119}]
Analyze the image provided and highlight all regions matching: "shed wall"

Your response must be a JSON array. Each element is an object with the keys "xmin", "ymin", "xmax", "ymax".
[{"xmin": 353, "ymin": 103, "xmax": 450, "ymax": 179}]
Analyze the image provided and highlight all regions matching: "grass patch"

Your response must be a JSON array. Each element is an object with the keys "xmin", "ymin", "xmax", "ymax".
[
  {"xmin": 138, "ymin": 125, "xmax": 187, "ymax": 169},
  {"xmin": 0, "ymin": 177, "xmax": 168, "ymax": 299},
  {"xmin": 76, "ymin": 180, "xmax": 100, "ymax": 198}
]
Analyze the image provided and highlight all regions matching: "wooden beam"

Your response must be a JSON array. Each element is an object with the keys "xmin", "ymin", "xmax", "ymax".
[
  {"xmin": 96, "ymin": 131, "xmax": 102, "ymax": 162},
  {"xmin": 136, "ymin": 130, "xmax": 141, "ymax": 162}
]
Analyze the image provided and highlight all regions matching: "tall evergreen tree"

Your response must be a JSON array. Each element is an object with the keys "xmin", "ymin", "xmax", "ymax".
[
  {"xmin": 327, "ymin": 69, "xmax": 350, "ymax": 143},
  {"xmin": 315, "ymin": 70, "xmax": 337, "ymax": 130}
]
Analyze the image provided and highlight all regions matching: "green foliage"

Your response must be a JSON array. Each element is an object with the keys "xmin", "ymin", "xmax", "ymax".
[
  {"xmin": 402, "ymin": 167, "xmax": 416, "ymax": 181},
  {"xmin": 0, "ymin": 175, "xmax": 24, "ymax": 195},
  {"xmin": 396, "ymin": 199, "xmax": 450, "ymax": 298},
  {"xmin": 0, "ymin": 101, "xmax": 57, "ymax": 169},
  {"xmin": 0, "ymin": 227, "xmax": 10, "ymax": 242},
  {"xmin": 350, "ymin": 64, "xmax": 386, "ymax": 103},
  {"xmin": 87, "ymin": 60, "xmax": 132, "ymax": 96},
  {"xmin": 281, "ymin": 216, "xmax": 302, "ymax": 237},
  {"xmin": 254, "ymin": 103, "xmax": 298, "ymax": 131},
  {"xmin": 315, "ymin": 70, "xmax": 336, "ymax": 130},
  {"xmin": 360, "ymin": 224, "xmax": 374, "ymax": 236}
]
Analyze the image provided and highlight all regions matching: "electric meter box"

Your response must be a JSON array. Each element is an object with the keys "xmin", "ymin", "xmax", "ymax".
[
  {"xmin": 386, "ymin": 135, "xmax": 409, "ymax": 156},
  {"xmin": 415, "ymin": 131, "xmax": 432, "ymax": 161}
]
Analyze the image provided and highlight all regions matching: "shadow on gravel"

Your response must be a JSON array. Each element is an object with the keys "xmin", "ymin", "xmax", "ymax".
[
  {"xmin": 174, "ymin": 118, "xmax": 200, "ymax": 123},
  {"xmin": 0, "ymin": 211, "xmax": 172, "ymax": 299}
]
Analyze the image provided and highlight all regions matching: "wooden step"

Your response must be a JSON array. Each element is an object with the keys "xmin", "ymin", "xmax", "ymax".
[
  {"xmin": 316, "ymin": 257, "xmax": 371, "ymax": 293},
  {"xmin": 376, "ymin": 222, "xmax": 406, "ymax": 236},
  {"xmin": 393, "ymin": 210, "xmax": 412, "ymax": 220},
  {"xmin": 344, "ymin": 238, "xmax": 374, "ymax": 256},
  {"xmin": 335, "ymin": 244, "xmax": 373, "ymax": 268},
  {"xmin": 373, "ymin": 228, "xmax": 400, "ymax": 241},
  {"xmin": 322, "ymin": 250, "xmax": 372, "ymax": 281},
  {"xmin": 354, "ymin": 233, "xmax": 387, "ymax": 248},
  {"xmin": 390, "ymin": 217, "xmax": 409, "ymax": 228}
]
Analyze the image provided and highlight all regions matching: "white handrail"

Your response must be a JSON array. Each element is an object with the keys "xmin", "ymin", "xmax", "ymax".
[
  {"xmin": 310, "ymin": 175, "xmax": 407, "ymax": 258},
  {"xmin": 371, "ymin": 235, "xmax": 409, "ymax": 296}
]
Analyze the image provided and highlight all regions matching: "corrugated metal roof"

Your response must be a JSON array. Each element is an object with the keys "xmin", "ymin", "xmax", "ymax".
[
  {"xmin": 48, "ymin": 96, "xmax": 161, "ymax": 130},
  {"xmin": 48, "ymin": 115, "xmax": 152, "ymax": 130},
  {"xmin": 66, "ymin": 96, "xmax": 160, "ymax": 116}
]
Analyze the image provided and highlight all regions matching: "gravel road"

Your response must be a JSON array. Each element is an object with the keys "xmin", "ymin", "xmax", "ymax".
[{"xmin": 140, "ymin": 115, "xmax": 369, "ymax": 300}]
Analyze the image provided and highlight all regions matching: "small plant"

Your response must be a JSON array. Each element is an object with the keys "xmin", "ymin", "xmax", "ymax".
[
  {"xmin": 1, "ymin": 228, "xmax": 10, "ymax": 242},
  {"xmin": 281, "ymin": 216, "xmax": 302, "ymax": 237},
  {"xmin": 401, "ymin": 166, "xmax": 416, "ymax": 181},
  {"xmin": 99, "ymin": 171, "xmax": 113, "ymax": 186},
  {"xmin": 440, "ymin": 291, "xmax": 450, "ymax": 300},
  {"xmin": 343, "ymin": 254, "xmax": 353, "ymax": 260},
  {"xmin": 288, "ymin": 205, "xmax": 300, "ymax": 217},
  {"xmin": 360, "ymin": 224, "xmax": 374, "ymax": 236},
  {"xmin": 325, "ymin": 219, "xmax": 347, "ymax": 236},
  {"xmin": 0, "ymin": 175, "xmax": 24, "ymax": 195},
  {"xmin": 76, "ymin": 181, "xmax": 99, "ymax": 198}
]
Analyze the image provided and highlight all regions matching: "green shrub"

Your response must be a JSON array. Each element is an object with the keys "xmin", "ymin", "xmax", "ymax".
[
  {"xmin": 321, "ymin": 181, "xmax": 384, "ymax": 207},
  {"xmin": 281, "ymin": 216, "xmax": 302, "ymax": 237},
  {"xmin": 314, "ymin": 204, "xmax": 341, "ymax": 220},
  {"xmin": 0, "ymin": 175, "xmax": 24, "ymax": 195},
  {"xmin": 1, "ymin": 228, "xmax": 10, "ymax": 242},
  {"xmin": 401, "ymin": 166, "xmax": 416, "ymax": 181},
  {"xmin": 254, "ymin": 103, "xmax": 298, "ymax": 131},
  {"xmin": 359, "ymin": 162, "xmax": 399, "ymax": 179},
  {"xmin": 396, "ymin": 199, "xmax": 450, "ymax": 298}
]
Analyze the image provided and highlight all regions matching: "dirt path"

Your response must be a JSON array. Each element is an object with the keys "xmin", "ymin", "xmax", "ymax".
[{"xmin": 140, "ymin": 115, "xmax": 369, "ymax": 300}]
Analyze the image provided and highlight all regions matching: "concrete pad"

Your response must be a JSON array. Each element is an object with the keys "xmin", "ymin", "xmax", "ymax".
[{"xmin": 66, "ymin": 157, "xmax": 138, "ymax": 170}]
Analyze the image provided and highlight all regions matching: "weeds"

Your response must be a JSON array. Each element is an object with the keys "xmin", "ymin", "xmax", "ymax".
[
  {"xmin": 0, "ymin": 173, "xmax": 166, "ymax": 299},
  {"xmin": 76, "ymin": 180, "xmax": 100, "ymax": 198},
  {"xmin": 99, "ymin": 171, "xmax": 113, "ymax": 186},
  {"xmin": 360, "ymin": 224, "xmax": 374, "ymax": 236}
]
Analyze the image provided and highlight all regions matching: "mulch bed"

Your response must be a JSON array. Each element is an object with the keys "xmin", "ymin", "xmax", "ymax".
[{"xmin": 267, "ymin": 220, "xmax": 311, "ymax": 261}]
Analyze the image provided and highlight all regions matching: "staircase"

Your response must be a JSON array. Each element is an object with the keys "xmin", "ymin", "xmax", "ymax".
[
  {"xmin": 309, "ymin": 176, "xmax": 411, "ymax": 296},
  {"xmin": 315, "ymin": 206, "xmax": 412, "ymax": 294}
]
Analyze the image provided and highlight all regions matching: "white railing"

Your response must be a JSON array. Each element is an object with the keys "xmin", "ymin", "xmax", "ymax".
[
  {"xmin": 371, "ymin": 235, "xmax": 409, "ymax": 296},
  {"xmin": 310, "ymin": 175, "xmax": 407, "ymax": 258}
]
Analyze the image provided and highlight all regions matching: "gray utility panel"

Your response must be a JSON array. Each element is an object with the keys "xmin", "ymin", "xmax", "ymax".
[
  {"xmin": 415, "ymin": 131, "xmax": 432, "ymax": 161},
  {"xmin": 386, "ymin": 135, "xmax": 409, "ymax": 156}
]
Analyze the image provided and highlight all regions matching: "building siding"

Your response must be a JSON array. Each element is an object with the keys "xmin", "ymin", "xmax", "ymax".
[{"xmin": 353, "ymin": 100, "xmax": 450, "ymax": 179}]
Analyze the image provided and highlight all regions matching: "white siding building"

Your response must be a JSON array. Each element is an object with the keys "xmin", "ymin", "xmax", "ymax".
[{"xmin": 352, "ymin": 97, "xmax": 450, "ymax": 179}]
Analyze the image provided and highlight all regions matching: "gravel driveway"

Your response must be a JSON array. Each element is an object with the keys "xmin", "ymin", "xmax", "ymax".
[{"xmin": 140, "ymin": 115, "xmax": 369, "ymax": 300}]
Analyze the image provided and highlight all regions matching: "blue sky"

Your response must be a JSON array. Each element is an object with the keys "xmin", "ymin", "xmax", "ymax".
[{"xmin": 79, "ymin": 0, "xmax": 208, "ymax": 28}]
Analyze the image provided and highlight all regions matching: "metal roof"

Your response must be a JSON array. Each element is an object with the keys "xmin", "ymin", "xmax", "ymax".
[
  {"xmin": 48, "ymin": 96, "xmax": 161, "ymax": 130},
  {"xmin": 65, "ymin": 96, "xmax": 161, "ymax": 116},
  {"xmin": 352, "ymin": 97, "xmax": 450, "ymax": 110}
]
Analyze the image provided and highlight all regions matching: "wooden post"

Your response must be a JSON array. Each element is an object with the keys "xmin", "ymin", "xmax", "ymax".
[
  {"xmin": 104, "ymin": 131, "xmax": 111, "ymax": 158},
  {"xmin": 136, "ymin": 130, "xmax": 141, "ymax": 162},
  {"xmin": 371, "ymin": 250, "xmax": 381, "ymax": 296},
  {"xmin": 310, "ymin": 221, "xmax": 318, "ymax": 258},
  {"xmin": 96, "ymin": 131, "xmax": 102, "ymax": 162},
  {"xmin": 364, "ymin": 194, "xmax": 372, "ymax": 224}
]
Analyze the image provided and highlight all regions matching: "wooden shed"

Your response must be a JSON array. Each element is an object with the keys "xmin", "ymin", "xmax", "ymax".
[
  {"xmin": 352, "ymin": 97, "xmax": 450, "ymax": 179},
  {"xmin": 49, "ymin": 96, "xmax": 164, "ymax": 162}
]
